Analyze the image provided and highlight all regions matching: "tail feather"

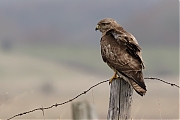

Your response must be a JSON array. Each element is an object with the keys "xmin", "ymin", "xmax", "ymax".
[
  {"xmin": 117, "ymin": 71, "xmax": 146, "ymax": 96},
  {"xmin": 129, "ymin": 79, "xmax": 146, "ymax": 96}
]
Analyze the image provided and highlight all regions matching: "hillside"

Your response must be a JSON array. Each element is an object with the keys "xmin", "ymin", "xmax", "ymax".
[{"xmin": 0, "ymin": 47, "xmax": 178, "ymax": 119}]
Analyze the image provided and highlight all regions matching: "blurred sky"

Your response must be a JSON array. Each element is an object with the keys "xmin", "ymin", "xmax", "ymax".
[
  {"xmin": 0, "ymin": 0, "xmax": 179, "ymax": 119},
  {"xmin": 0, "ymin": 0, "xmax": 178, "ymax": 47}
]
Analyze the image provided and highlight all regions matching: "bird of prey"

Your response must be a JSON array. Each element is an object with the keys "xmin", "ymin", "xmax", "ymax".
[{"xmin": 95, "ymin": 18, "xmax": 147, "ymax": 96}]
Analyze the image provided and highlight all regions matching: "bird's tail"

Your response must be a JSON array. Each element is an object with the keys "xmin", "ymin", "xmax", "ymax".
[
  {"xmin": 129, "ymin": 79, "xmax": 146, "ymax": 96},
  {"xmin": 117, "ymin": 71, "xmax": 146, "ymax": 96}
]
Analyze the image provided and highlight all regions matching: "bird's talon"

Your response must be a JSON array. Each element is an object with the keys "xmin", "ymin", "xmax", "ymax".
[
  {"xmin": 109, "ymin": 78, "xmax": 116, "ymax": 85},
  {"xmin": 109, "ymin": 73, "xmax": 118, "ymax": 85}
]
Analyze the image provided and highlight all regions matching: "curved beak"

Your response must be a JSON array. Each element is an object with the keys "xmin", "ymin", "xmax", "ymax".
[{"xmin": 95, "ymin": 25, "xmax": 100, "ymax": 31}]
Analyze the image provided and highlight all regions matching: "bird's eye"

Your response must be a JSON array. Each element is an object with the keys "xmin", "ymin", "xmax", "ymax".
[{"xmin": 102, "ymin": 23, "xmax": 110, "ymax": 26}]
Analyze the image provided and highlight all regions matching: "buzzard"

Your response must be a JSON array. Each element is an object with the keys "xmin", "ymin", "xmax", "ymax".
[{"xmin": 95, "ymin": 18, "xmax": 147, "ymax": 96}]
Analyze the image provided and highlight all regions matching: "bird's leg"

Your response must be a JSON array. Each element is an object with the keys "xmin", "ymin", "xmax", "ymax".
[{"xmin": 109, "ymin": 70, "xmax": 119, "ymax": 84}]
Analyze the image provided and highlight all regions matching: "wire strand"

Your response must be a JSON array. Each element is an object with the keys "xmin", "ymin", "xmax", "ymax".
[{"xmin": 6, "ymin": 77, "xmax": 179, "ymax": 120}]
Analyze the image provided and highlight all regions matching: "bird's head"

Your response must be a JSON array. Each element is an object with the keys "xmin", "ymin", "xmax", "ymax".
[{"xmin": 95, "ymin": 18, "xmax": 119, "ymax": 33}]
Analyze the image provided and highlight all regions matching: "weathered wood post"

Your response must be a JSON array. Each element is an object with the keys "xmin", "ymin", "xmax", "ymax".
[
  {"xmin": 72, "ymin": 100, "xmax": 98, "ymax": 120},
  {"xmin": 107, "ymin": 77, "xmax": 133, "ymax": 120}
]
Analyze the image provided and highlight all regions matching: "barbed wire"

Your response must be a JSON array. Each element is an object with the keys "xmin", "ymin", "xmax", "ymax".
[
  {"xmin": 6, "ymin": 77, "xmax": 179, "ymax": 120},
  {"xmin": 144, "ymin": 77, "xmax": 179, "ymax": 88}
]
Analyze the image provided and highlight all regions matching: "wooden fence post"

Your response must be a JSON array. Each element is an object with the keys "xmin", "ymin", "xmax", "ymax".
[
  {"xmin": 107, "ymin": 78, "xmax": 133, "ymax": 120},
  {"xmin": 72, "ymin": 100, "xmax": 98, "ymax": 120}
]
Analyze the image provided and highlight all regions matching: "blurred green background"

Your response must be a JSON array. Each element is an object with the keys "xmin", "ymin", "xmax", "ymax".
[{"xmin": 0, "ymin": 0, "xmax": 179, "ymax": 119}]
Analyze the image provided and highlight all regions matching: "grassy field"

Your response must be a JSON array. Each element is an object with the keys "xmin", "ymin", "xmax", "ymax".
[
  {"xmin": 14, "ymin": 44, "xmax": 179, "ymax": 76},
  {"xmin": 0, "ymin": 44, "xmax": 179, "ymax": 119}
]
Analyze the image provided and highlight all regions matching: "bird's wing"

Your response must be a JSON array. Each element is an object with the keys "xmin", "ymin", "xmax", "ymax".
[
  {"xmin": 100, "ymin": 29, "xmax": 146, "ymax": 95},
  {"xmin": 108, "ymin": 29, "xmax": 145, "ymax": 68}
]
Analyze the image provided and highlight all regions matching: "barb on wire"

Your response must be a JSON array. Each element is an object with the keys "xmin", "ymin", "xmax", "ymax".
[
  {"xmin": 144, "ymin": 77, "xmax": 179, "ymax": 88},
  {"xmin": 7, "ymin": 77, "xmax": 179, "ymax": 120}
]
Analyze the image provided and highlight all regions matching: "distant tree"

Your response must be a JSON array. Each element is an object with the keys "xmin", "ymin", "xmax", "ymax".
[{"xmin": 1, "ymin": 38, "xmax": 13, "ymax": 52}]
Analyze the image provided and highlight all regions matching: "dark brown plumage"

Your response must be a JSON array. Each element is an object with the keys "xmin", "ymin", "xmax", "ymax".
[{"xmin": 96, "ymin": 18, "xmax": 147, "ymax": 96}]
